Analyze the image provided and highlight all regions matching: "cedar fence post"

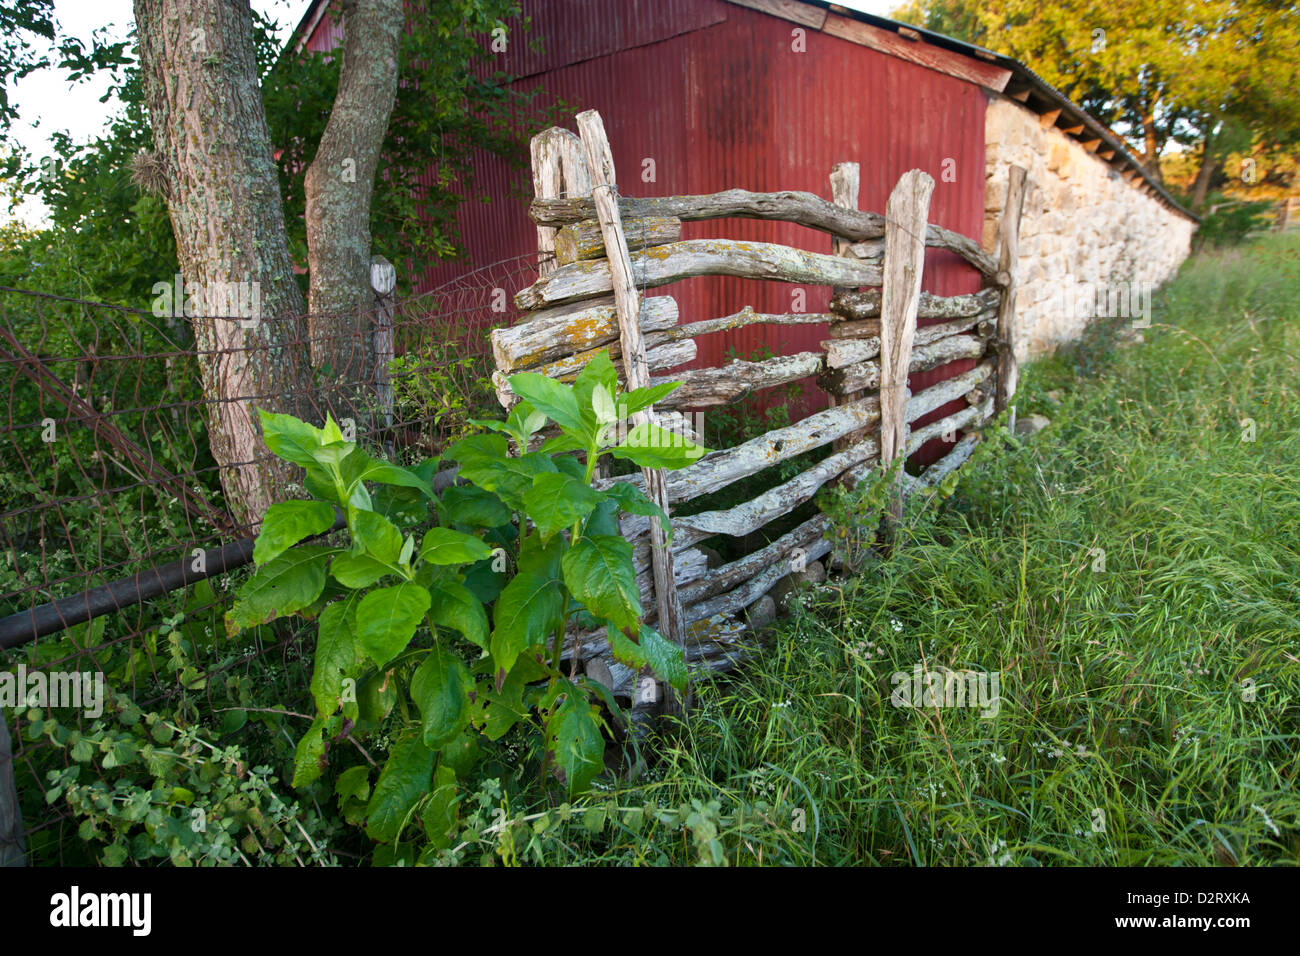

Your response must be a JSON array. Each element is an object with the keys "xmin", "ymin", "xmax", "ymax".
[
  {"xmin": 878, "ymin": 169, "xmax": 935, "ymax": 530},
  {"xmin": 574, "ymin": 109, "xmax": 688, "ymax": 717},
  {"xmin": 994, "ymin": 166, "xmax": 1028, "ymax": 418},
  {"xmin": 531, "ymin": 128, "xmax": 591, "ymax": 279}
]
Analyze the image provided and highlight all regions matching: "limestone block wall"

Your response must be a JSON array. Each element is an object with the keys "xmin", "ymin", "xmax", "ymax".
[{"xmin": 983, "ymin": 96, "xmax": 1197, "ymax": 360}]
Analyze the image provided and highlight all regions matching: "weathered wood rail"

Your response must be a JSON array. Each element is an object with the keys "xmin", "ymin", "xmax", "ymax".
[{"xmin": 492, "ymin": 112, "xmax": 1027, "ymax": 704}]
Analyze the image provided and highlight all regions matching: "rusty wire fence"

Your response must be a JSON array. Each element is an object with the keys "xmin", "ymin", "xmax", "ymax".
[{"xmin": 0, "ymin": 254, "xmax": 540, "ymax": 862}]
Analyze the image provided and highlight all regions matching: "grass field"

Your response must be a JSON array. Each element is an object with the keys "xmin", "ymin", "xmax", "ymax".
[{"xmin": 475, "ymin": 232, "xmax": 1300, "ymax": 866}]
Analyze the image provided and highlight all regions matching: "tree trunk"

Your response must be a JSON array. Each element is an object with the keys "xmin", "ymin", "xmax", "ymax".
[
  {"xmin": 303, "ymin": 0, "xmax": 404, "ymax": 417},
  {"xmin": 1191, "ymin": 125, "xmax": 1220, "ymax": 209},
  {"xmin": 1140, "ymin": 109, "xmax": 1164, "ymax": 186},
  {"xmin": 135, "ymin": 0, "xmax": 311, "ymax": 532}
]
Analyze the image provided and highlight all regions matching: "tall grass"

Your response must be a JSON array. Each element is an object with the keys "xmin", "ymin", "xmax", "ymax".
[{"xmin": 454, "ymin": 233, "xmax": 1300, "ymax": 866}]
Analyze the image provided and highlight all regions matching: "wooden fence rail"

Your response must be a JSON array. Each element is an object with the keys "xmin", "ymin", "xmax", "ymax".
[{"xmin": 491, "ymin": 111, "xmax": 1027, "ymax": 708}]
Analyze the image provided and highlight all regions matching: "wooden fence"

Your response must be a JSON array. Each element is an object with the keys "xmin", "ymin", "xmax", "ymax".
[{"xmin": 492, "ymin": 110, "xmax": 1027, "ymax": 710}]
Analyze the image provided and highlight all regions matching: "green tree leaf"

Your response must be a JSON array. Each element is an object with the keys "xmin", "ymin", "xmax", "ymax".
[
  {"xmin": 546, "ymin": 693, "xmax": 604, "ymax": 795},
  {"xmin": 253, "ymin": 499, "xmax": 337, "ymax": 565},
  {"xmin": 440, "ymin": 484, "xmax": 511, "ymax": 528},
  {"xmin": 430, "ymin": 580, "xmax": 489, "ymax": 649},
  {"xmin": 507, "ymin": 372, "xmax": 583, "ymax": 432},
  {"xmin": 609, "ymin": 422, "xmax": 708, "ymax": 469},
  {"xmin": 357, "ymin": 582, "xmax": 432, "ymax": 667},
  {"xmin": 330, "ymin": 551, "xmax": 392, "ymax": 588},
  {"xmin": 421, "ymin": 765, "xmax": 459, "ymax": 849},
  {"xmin": 419, "ymin": 526, "xmax": 493, "ymax": 565},
  {"xmin": 607, "ymin": 624, "xmax": 648, "ymax": 669},
  {"xmin": 523, "ymin": 472, "xmax": 601, "ymax": 542},
  {"xmin": 292, "ymin": 716, "xmax": 328, "ymax": 789},
  {"xmin": 641, "ymin": 624, "xmax": 688, "ymax": 692},
  {"xmin": 411, "ymin": 646, "xmax": 472, "ymax": 749},
  {"xmin": 562, "ymin": 535, "xmax": 641, "ymax": 632},
  {"xmin": 490, "ymin": 571, "xmax": 561, "ymax": 675},
  {"xmin": 354, "ymin": 510, "xmax": 403, "ymax": 564},
  {"xmin": 617, "ymin": 382, "xmax": 680, "ymax": 420},
  {"xmin": 356, "ymin": 459, "xmax": 435, "ymax": 497},
  {"xmin": 365, "ymin": 734, "xmax": 434, "ymax": 842},
  {"xmin": 604, "ymin": 481, "xmax": 671, "ymax": 535},
  {"xmin": 258, "ymin": 409, "xmax": 323, "ymax": 469},
  {"xmin": 312, "ymin": 595, "xmax": 359, "ymax": 716},
  {"xmin": 226, "ymin": 546, "xmax": 334, "ymax": 634}
]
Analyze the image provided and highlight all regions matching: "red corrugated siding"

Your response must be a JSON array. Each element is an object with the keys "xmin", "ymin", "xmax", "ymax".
[{"xmin": 306, "ymin": 0, "xmax": 988, "ymax": 463}]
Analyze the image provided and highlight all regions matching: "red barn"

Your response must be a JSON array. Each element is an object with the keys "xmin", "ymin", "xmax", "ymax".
[{"xmin": 294, "ymin": 0, "xmax": 1189, "ymax": 462}]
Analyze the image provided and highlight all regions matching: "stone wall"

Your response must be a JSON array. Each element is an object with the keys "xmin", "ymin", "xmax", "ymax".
[{"xmin": 983, "ymin": 95, "xmax": 1197, "ymax": 360}]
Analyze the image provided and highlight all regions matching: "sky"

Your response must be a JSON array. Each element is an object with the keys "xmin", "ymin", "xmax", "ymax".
[{"xmin": 4, "ymin": 0, "xmax": 897, "ymax": 225}]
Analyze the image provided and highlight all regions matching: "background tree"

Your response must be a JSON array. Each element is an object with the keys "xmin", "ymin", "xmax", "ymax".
[
  {"xmin": 890, "ymin": 0, "xmax": 1300, "ymax": 206},
  {"xmin": 1, "ymin": 1, "xmax": 549, "ymax": 529}
]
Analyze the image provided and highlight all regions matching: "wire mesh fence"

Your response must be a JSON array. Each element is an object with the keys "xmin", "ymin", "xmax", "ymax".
[{"xmin": 0, "ymin": 253, "xmax": 542, "ymax": 863}]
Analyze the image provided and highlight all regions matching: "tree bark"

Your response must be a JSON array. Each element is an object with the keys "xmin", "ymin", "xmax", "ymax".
[
  {"xmin": 135, "ymin": 0, "xmax": 311, "ymax": 531},
  {"xmin": 303, "ymin": 0, "xmax": 404, "ymax": 406},
  {"xmin": 1191, "ymin": 123, "xmax": 1220, "ymax": 209},
  {"xmin": 1140, "ymin": 108, "xmax": 1164, "ymax": 186}
]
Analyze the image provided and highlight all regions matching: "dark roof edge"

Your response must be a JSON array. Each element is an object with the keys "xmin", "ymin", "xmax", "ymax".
[{"xmin": 798, "ymin": 1, "xmax": 1197, "ymax": 223}]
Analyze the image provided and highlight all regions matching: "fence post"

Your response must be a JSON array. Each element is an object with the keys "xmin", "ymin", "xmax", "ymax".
[
  {"xmin": 995, "ymin": 166, "xmax": 1028, "ymax": 418},
  {"xmin": 575, "ymin": 109, "xmax": 688, "ymax": 716},
  {"xmin": 879, "ymin": 169, "xmax": 935, "ymax": 529},
  {"xmin": 0, "ymin": 710, "xmax": 22, "ymax": 866},
  {"xmin": 828, "ymin": 161, "xmax": 863, "ymax": 450},
  {"xmin": 370, "ymin": 255, "xmax": 396, "ymax": 440},
  {"xmin": 531, "ymin": 128, "xmax": 591, "ymax": 278}
]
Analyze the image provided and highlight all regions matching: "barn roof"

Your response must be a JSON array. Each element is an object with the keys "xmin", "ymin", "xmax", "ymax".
[{"xmin": 287, "ymin": 0, "xmax": 1196, "ymax": 222}]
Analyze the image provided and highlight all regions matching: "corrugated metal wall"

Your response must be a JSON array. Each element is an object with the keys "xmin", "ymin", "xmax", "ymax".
[{"xmin": 306, "ymin": 0, "xmax": 989, "ymax": 463}]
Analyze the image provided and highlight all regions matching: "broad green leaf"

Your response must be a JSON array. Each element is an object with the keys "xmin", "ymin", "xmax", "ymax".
[
  {"xmin": 253, "ymin": 500, "xmax": 337, "ymax": 566},
  {"xmin": 440, "ymin": 484, "xmax": 511, "ymax": 528},
  {"xmin": 607, "ymin": 624, "xmax": 648, "ymax": 670},
  {"xmin": 522, "ymin": 473, "xmax": 601, "ymax": 541},
  {"xmin": 335, "ymin": 765, "xmax": 371, "ymax": 805},
  {"xmin": 562, "ymin": 535, "xmax": 641, "ymax": 632},
  {"xmin": 226, "ymin": 546, "xmax": 333, "ymax": 633},
  {"xmin": 507, "ymin": 372, "xmax": 583, "ymax": 432},
  {"xmin": 292, "ymin": 716, "xmax": 328, "ymax": 788},
  {"xmin": 455, "ymin": 450, "xmax": 557, "ymax": 511},
  {"xmin": 573, "ymin": 350, "xmax": 618, "ymax": 408},
  {"xmin": 258, "ymin": 409, "xmax": 322, "ymax": 469},
  {"xmin": 583, "ymin": 498, "xmax": 622, "ymax": 537},
  {"xmin": 603, "ymin": 481, "xmax": 671, "ymax": 535},
  {"xmin": 617, "ymin": 382, "xmax": 680, "ymax": 420},
  {"xmin": 357, "ymin": 460, "xmax": 435, "ymax": 497},
  {"xmin": 330, "ymin": 551, "xmax": 391, "ymax": 588},
  {"xmin": 591, "ymin": 384, "xmax": 617, "ymax": 425},
  {"xmin": 547, "ymin": 694, "xmax": 604, "ymax": 795},
  {"xmin": 609, "ymin": 422, "xmax": 708, "ymax": 469},
  {"xmin": 641, "ymin": 624, "xmax": 688, "ymax": 692},
  {"xmin": 421, "ymin": 765, "xmax": 459, "ymax": 850},
  {"xmin": 321, "ymin": 414, "xmax": 345, "ymax": 444},
  {"xmin": 357, "ymin": 582, "xmax": 432, "ymax": 667},
  {"xmin": 430, "ymin": 580, "xmax": 489, "ymax": 649},
  {"xmin": 312, "ymin": 595, "xmax": 359, "ymax": 716},
  {"xmin": 446, "ymin": 433, "xmax": 509, "ymax": 466},
  {"xmin": 490, "ymin": 571, "xmax": 561, "ymax": 675},
  {"xmin": 537, "ymin": 432, "xmax": 585, "ymax": 455},
  {"xmin": 365, "ymin": 735, "xmax": 434, "ymax": 842},
  {"xmin": 353, "ymin": 511, "xmax": 403, "ymax": 564},
  {"xmin": 419, "ymin": 527, "xmax": 493, "ymax": 565},
  {"xmin": 411, "ymin": 647, "xmax": 472, "ymax": 748}
]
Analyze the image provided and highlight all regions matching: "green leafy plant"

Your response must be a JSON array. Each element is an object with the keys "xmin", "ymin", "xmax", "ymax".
[{"xmin": 225, "ymin": 349, "xmax": 707, "ymax": 855}]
